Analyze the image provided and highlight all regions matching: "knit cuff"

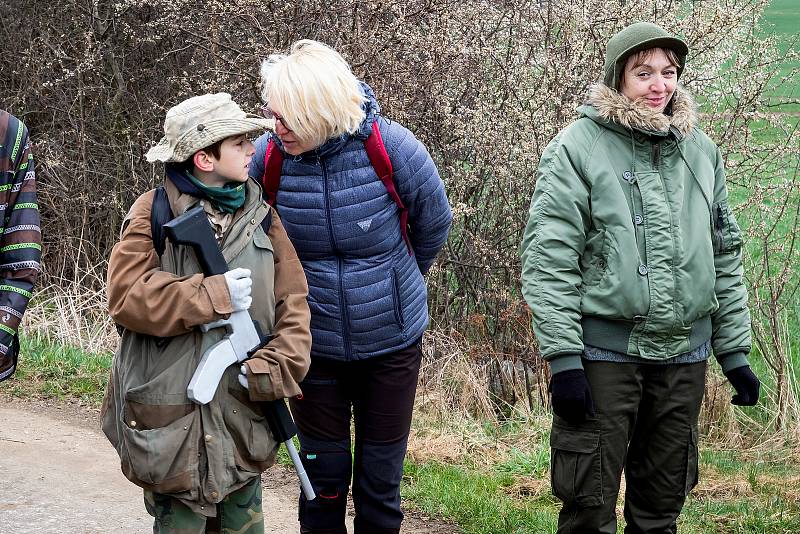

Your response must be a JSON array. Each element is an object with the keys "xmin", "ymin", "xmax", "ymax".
[
  {"xmin": 718, "ymin": 351, "xmax": 749, "ymax": 374},
  {"xmin": 548, "ymin": 353, "xmax": 584, "ymax": 375}
]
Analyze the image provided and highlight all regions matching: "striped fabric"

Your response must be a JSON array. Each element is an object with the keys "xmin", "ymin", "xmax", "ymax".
[{"xmin": 0, "ymin": 110, "xmax": 41, "ymax": 382}]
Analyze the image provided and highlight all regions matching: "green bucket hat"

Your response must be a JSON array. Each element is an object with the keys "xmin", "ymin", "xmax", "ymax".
[{"xmin": 603, "ymin": 22, "xmax": 689, "ymax": 90}]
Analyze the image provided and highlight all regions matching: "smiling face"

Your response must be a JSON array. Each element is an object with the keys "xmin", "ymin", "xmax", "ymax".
[{"xmin": 620, "ymin": 48, "xmax": 678, "ymax": 113}]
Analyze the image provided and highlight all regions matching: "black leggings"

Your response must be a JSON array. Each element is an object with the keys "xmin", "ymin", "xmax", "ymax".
[{"xmin": 289, "ymin": 339, "xmax": 422, "ymax": 534}]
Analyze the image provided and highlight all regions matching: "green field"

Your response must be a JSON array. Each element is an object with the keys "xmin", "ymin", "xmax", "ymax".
[{"xmin": 762, "ymin": 0, "xmax": 800, "ymax": 111}]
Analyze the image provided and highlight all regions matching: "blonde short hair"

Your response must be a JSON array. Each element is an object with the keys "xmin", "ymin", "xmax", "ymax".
[{"xmin": 260, "ymin": 40, "xmax": 367, "ymax": 149}]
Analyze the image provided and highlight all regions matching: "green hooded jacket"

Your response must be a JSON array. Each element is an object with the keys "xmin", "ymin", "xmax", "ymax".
[{"xmin": 520, "ymin": 84, "xmax": 751, "ymax": 374}]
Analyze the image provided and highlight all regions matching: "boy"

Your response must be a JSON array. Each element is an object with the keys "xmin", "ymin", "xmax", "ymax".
[{"xmin": 101, "ymin": 93, "xmax": 311, "ymax": 533}]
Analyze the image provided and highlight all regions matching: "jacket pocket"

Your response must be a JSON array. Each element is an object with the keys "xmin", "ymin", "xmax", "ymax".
[
  {"xmin": 684, "ymin": 427, "xmax": 699, "ymax": 496},
  {"xmin": 550, "ymin": 425, "xmax": 603, "ymax": 507},
  {"xmin": 711, "ymin": 200, "xmax": 742, "ymax": 254},
  {"xmin": 252, "ymin": 225, "xmax": 274, "ymax": 252},
  {"xmin": 120, "ymin": 406, "xmax": 199, "ymax": 494},
  {"xmin": 223, "ymin": 395, "xmax": 278, "ymax": 473},
  {"xmin": 390, "ymin": 267, "xmax": 405, "ymax": 329},
  {"xmin": 580, "ymin": 230, "xmax": 610, "ymax": 292}
]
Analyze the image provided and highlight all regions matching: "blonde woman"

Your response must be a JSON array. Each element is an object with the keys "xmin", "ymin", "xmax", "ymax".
[
  {"xmin": 520, "ymin": 22, "xmax": 760, "ymax": 532},
  {"xmin": 249, "ymin": 40, "xmax": 451, "ymax": 534}
]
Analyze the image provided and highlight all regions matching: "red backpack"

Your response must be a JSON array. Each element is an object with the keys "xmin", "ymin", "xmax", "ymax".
[{"xmin": 261, "ymin": 121, "xmax": 412, "ymax": 253}]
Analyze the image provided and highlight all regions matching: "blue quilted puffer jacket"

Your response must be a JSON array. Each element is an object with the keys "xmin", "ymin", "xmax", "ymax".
[{"xmin": 249, "ymin": 84, "xmax": 452, "ymax": 361}]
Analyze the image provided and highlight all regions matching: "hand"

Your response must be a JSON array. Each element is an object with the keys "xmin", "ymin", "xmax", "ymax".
[
  {"xmin": 724, "ymin": 365, "xmax": 760, "ymax": 406},
  {"xmin": 224, "ymin": 268, "xmax": 252, "ymax": 312},
  {"xmin": 550, "ymin": 369, "xmax": 595, "ymax": 424},
  {"xmin": 238, "ymin": 364, "xmax": 248, "ymax": 389}
]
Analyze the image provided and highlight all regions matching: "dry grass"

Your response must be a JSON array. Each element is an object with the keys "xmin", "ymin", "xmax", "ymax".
[
  {"xmin": 693, "ymin": 470, "xmax": 755, "ymax": 501},
  {"xmin": 24, "ymin": 262, "xmax": 117, "ymax": 355},
  {"xmin": 501, "ymin": 476, "xmax": 550, "ymax": 500}
]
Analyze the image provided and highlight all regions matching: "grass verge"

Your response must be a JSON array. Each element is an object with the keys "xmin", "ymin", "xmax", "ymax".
[
  {"xmin": 6, "ymin": 337, "xmax": 800, "ymax": 533},
  {"xmin": 2, "ymin": 331, "xmax": 112, "ymax": 405}
]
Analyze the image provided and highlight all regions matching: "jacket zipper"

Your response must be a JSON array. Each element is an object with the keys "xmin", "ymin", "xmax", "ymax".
[{"xmin": 321, "ymin": 156, "xmax": 351, "ymax": 360}]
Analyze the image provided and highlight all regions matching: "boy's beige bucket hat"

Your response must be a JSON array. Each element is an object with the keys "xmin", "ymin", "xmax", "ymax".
[{"xmin": 145, "ymin": 93, "xmax": 274, "ymax": 163}]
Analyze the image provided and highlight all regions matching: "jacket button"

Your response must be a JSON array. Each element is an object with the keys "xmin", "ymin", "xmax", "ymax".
[
  {"xmin": 638, "ymin": 264, "xmax": 649, "ymax": 276},
  {"xmin": 251, "ymin": 218, "xmax": 257, "ymax": 225},
  {"xmin": 634, "ymin": 214, "xmax": 643, "ymax": 225},
  {"xmin": 633, "ymin": 315, "xmax": 646, "ymax": 323},
  {"xmin": 130, "ymin": 420, "xmax": 137, "ymax": 428},
  {"xmin": 623, "ymin": 170, "xmax": 636, "ymax": 183},
  {"xmin": 204, "ymin": 434, "xmax": 213, "ymax": 442}
]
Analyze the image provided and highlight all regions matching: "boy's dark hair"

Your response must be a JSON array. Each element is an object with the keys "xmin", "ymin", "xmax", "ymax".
[{"xmin": 177, "ymin": 139, "xmax": 224, "ymax": 174}]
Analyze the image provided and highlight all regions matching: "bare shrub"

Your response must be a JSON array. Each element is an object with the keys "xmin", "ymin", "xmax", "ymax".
[{"xmin": 1, "ymin": 0, "xmax": 797, "ymax": 437}]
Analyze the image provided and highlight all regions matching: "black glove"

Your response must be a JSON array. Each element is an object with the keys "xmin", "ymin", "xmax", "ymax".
[
  {"xmin": 724, "ymin": 365, "xmax": 760, "ymax": 406},
  {"xmin": 550, "ymin": 369, "xmax": 595, "ymax": 424}
]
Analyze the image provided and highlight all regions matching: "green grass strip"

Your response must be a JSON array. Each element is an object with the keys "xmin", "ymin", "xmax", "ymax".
[
  {"xmin": 1, "ymin": 242, "xmax": 42, "ymax": 252},
  {"xmin": 10, "ymin": 121, "xmax": 23, "ymax": 162},
  {"xmin": 0, "ymin": 285, "xmax": 32, "ymax": 298},
  {"xmin": 1, "ymin": 333, "xmax": 112, "ymax": 405},
  {"xmin": 0, "ymin": 323, "xmax": 16, "ymax": 336},
  {"xmin": 402, "ymin": 460, "xmax": 559, "ymax": 533}
]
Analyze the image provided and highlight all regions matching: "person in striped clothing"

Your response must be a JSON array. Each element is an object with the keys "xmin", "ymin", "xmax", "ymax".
[{"xmin": 0, "ymin": 110, "xmax": 41, "ymax": 382}]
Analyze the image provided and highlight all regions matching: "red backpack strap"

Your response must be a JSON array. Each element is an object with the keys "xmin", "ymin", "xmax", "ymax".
[
  {"xmin": 262, "ymin": 138, "xmax": 284, "ymax": 207},
  {"xmin": 364, "ymin": 120, "xmax": 412, "ymax": 255}
]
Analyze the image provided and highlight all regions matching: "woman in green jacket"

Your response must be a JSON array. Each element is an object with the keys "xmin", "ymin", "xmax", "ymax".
[{"xmin": 520, "ymin": 22, "xmax": 760, "ymax": 533}]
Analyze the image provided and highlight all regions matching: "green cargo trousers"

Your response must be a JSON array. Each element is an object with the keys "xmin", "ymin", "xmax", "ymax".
[
  {"xmin": 550, "ymin": 359, "xmax": 706, "ymax": 534},
  {"xmin": 144, "ymin": 475, "xmax": 264, "ymax": 534}
]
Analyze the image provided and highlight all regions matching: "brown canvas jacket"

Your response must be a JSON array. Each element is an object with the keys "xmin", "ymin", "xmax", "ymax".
[
  {"xmin": 102, "ymin": 177, "xmax": 311, "ymax": 513},
  {"xmin": 107, "ymin": 179, "xmax": 311, "ymax": 398}
]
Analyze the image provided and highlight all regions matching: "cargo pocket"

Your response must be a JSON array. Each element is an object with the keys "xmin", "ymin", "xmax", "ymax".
[
  {"xmin": 550, "ymin": 425, "xmax": 603, "ymax": 507},
  {"xmin": 224, "ymin": 396, "xmax": 277, "ymax": 473},
  {"xmin": 711, "ymin": 200, "xmax": 743, "ymax": 254},
  {"xmin": 684, "ymin": 427, "xmax": 699, "ymax": 496},
  {"xmin": 120, "ymin": 405, "xmax": 199, "ymax": 494}
]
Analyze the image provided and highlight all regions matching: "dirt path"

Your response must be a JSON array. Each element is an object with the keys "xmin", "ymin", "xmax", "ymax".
[{"xmin": 0, "ymin": 397, "xmax": 455, "ymax": 534}]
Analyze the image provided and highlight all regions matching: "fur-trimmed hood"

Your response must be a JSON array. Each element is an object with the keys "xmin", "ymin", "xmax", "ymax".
[{"xmin": 582, "ymin": 83, "xmax": 697, "ymax": 138}]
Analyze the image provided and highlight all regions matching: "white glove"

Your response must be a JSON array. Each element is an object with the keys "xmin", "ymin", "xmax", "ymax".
[
  {"xmin": 238, "ymin": 364, "xmax": 249, "ymax": 389},
  {"xmin": 224, "ymin": 268, "xmax": 252, "ymax": 312}
]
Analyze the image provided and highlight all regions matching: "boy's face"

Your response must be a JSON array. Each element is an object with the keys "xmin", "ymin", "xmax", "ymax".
[{"xmin": 198, "ymin": 134, "xmax": 255, "ymax": 187}]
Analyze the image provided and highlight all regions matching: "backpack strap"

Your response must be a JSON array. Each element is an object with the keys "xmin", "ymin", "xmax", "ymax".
[
  {"xmin": 261, "ymin": 123, "xmax": 412, "ymax": 254},
  {"xmin": 121, "ymin": 185, "xmax": 175, "ymax": 345},
  {"xmin": 262, "ymin": 139, "xmax": 284, "ymax": 206},
  {"xmin": 364, "ymin": 120, "xmax": 412, "ymax": 255},
  {"xmin": 151, "ymin": 185, "xmax": 174, "ymax": 257}
]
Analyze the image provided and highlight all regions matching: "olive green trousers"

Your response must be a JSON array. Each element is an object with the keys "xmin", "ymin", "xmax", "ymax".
[{"xmin": 550, "ymin": 359, "xmax": 706, "ymax": 534}]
